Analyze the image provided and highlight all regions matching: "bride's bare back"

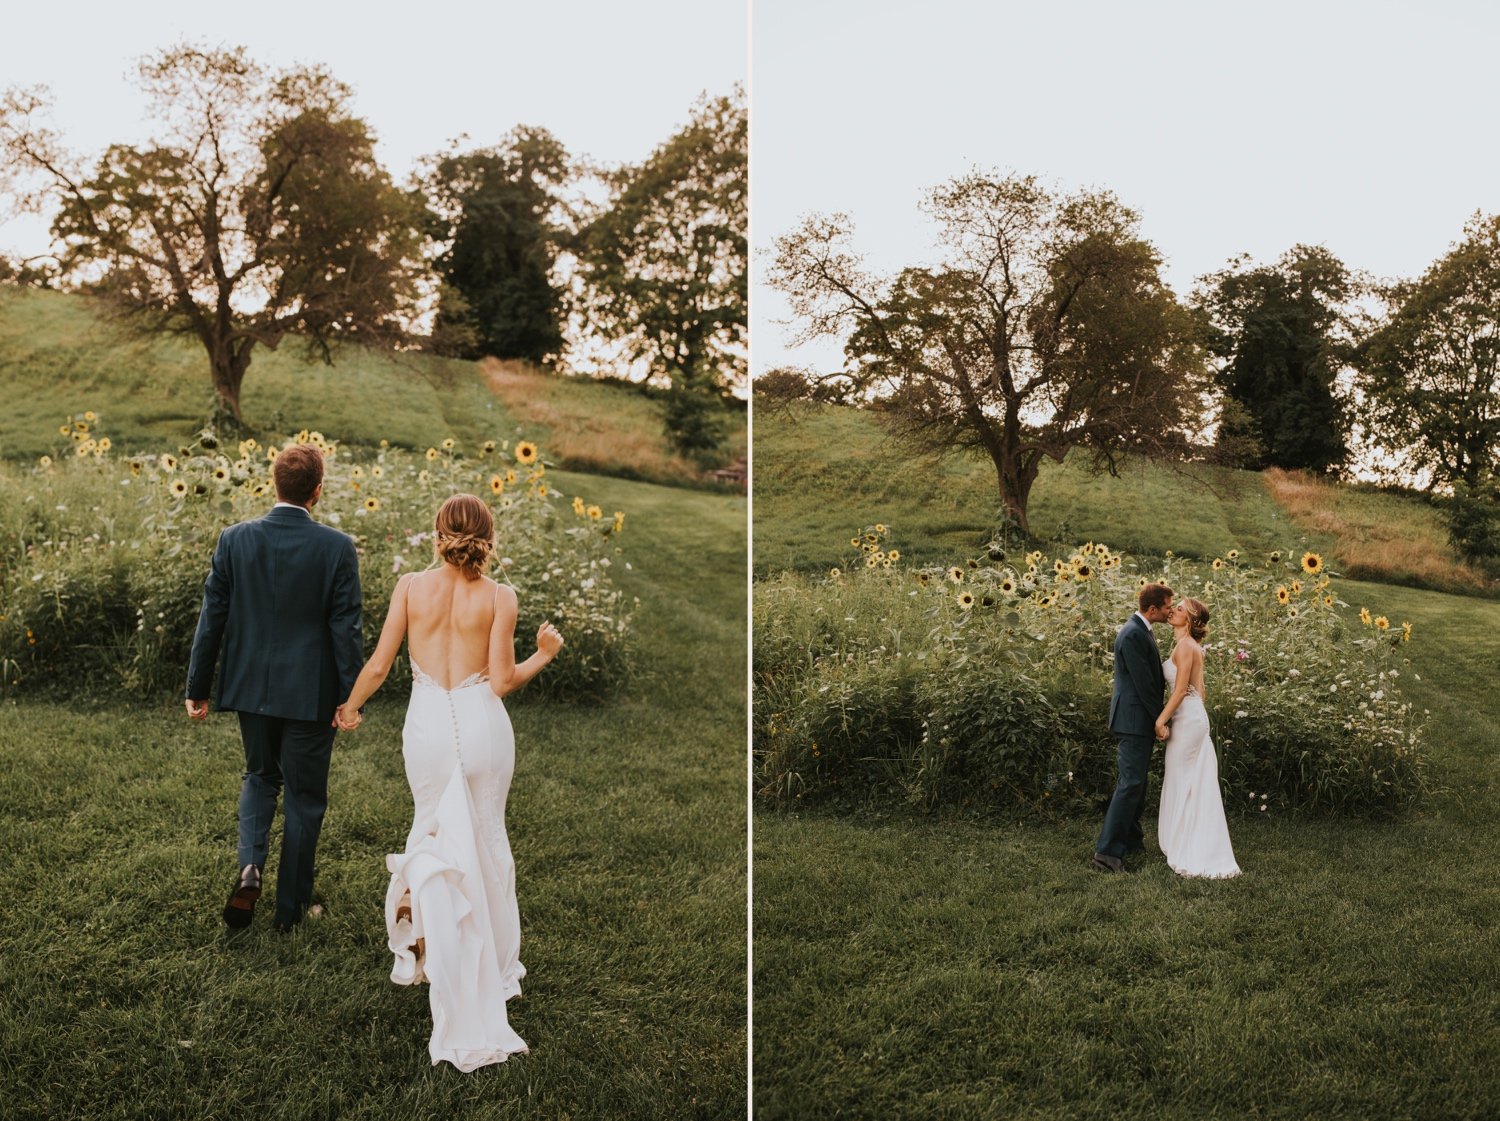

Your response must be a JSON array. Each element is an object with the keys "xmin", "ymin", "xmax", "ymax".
[{"xmin": 405, "ymin": 567, "xmax": 500, "ymax": 689}]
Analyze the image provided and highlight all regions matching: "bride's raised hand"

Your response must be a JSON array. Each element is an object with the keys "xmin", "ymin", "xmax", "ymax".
[{"xmin": 536, "ymin": 621, "xmax": 564, "ymax": 658}]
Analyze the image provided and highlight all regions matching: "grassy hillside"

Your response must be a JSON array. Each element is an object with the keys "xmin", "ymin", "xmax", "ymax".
[
  {"xmin": 0, "ymin": 472, "xmax": 748, "ymax": 1121},
  {"xmin": 0, "ymin": 287, "xmax": 745, "ymax": 485},
  {"xmin": 752, "ymin": 402, "xmax": 1500, "ymax": 1117},
  {"xmin": 753, "ymin": 401, "xmax": 1488, "ymax": 595}
]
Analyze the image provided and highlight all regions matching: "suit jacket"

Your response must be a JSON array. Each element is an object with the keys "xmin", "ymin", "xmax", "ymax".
[
  {"xmin": 185, "ymin": 506, "xmax": 364, "ymax": 724},
  {"xmin": 1108, "ymin": 613, "xmax": 1166, "ymax": 737}
]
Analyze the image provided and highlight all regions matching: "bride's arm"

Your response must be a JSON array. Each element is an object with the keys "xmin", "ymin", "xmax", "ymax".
[
  {"xmin": 336, "ymin": 573, "xmax": 413, "ymax": 724},
  {"xmin": 487, "ymin": 582, "xmax": 563, "ymax": 697},
  {"xmin": 1155, "ymin": 644, "xmax": 1194, "ymax": 738}
]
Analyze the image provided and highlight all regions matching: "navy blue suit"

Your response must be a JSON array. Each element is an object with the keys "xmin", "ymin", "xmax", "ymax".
[
  {"xmin": 186, "ymin": 505, "xmax": 363, "ymax": 926},
  {"xmin": 1097, "ymin": 613, "xmax": 1166, "ymax": 859}
]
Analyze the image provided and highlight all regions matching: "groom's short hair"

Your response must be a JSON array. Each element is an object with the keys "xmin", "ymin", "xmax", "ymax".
[
  {"xmin": 273, "ymin": 444, "xmax": 324, "ymax": 506},
  {"xmin": 1138, "ymin": 583, "xmax": 1174, "ymax": 611}
]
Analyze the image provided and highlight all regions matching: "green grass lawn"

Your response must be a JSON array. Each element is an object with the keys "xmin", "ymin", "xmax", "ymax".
[
  {"xmin": 753, "ymin": 403, "xmax": 1500, "ymax": 1118},
  {"xmin": 0, "ymin": 288, "xmax": 745, "ymax": 487},
  {"xmin": 0, "ymin": 474, "xmax": 747, "ymax": 1121}
]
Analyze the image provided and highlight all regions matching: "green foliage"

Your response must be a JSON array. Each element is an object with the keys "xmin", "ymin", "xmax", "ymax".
[
  {"xmin": 755, "ymin": 527, "xmax": 1428, "ymax": 816},
  {"xmin": 1, "ymin": 425, "xmax": 634, "ymax": 703},
  {"xmin": 1196, "ymin": 245, "xmax": 1353, "ymax": 474},
  {"xmin": 1355, "ymin": 211, "xmax": 1500, "ymax": 490},
  {"xmin": 1444, "ymin": 475, "xmax": 1500, "ymax": 566},
  {"xmin": 424, "ymin": 127, "xmax": 570, "ymax": 364},
  {"xmin": 575, "ymin": 88, "xmax": 747, "ymax": 418}
]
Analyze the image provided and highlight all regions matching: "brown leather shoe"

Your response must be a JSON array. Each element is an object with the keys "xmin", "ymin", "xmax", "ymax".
[
  {"xmin": 222, "ymin": 865, "xmax": 262, "ymax": 928},
  {"xmin": 1090, "ymin": 852, "xmax": 1129, "ymax": 874}
]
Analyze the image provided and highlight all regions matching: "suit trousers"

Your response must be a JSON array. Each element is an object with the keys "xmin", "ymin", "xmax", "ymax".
[
  {"xmin": 236, "ymin": 712, "xmax": 336, "ymax": 925},
  {"xmin": 1097, "ymin": 731, "xmax": 1153, "ymax": 859}
]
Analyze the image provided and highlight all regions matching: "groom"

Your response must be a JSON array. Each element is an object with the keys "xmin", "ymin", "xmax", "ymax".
[
  {"xmin": 1092, "ymin": 582, "xmax": 1174, "ymax": 874},
  {"xmin": 185, "ymin": 443, "xmax": 364, "ymax": 932}
]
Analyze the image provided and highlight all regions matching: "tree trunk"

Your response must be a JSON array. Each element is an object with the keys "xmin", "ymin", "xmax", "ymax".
[
  {"xmin": 987, "ymin": 446, "xmax": 1041, "ymax": 536},
  {"xmin": 207, "ymin": 339, "xmax": 256, "ymax": 429}
]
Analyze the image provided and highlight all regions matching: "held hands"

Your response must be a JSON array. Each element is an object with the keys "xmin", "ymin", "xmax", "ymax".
[
  {"xmin": 185, "ymin": 698, "xmax": 210, "ymax": 721},
  {"xmin": 333, "ymin": 704, "xmax": 362, "ymax": 732},
  {"xmin": 1154, "ymin": 719, "xmax": 1170, "ymax": 741},
  {"xmin": 537, "ymin": 621, "xmax": 564, "ymax": 659}
]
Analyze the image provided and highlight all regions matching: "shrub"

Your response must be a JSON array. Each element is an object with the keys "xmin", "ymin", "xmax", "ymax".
[
  {"xmin": 1, "ymin": 419, "xmax": 633, "ymax": 703},
  {"xmin": 754, "ymin": 527, "xmax": 1430, "ymax": 817}
]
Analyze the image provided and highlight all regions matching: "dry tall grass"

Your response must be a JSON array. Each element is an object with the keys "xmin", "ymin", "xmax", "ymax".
[
  {"xmin": 480, "ymin": 357, "xmax": 708, "ymax": 484},
  {"xmin": 1263, "ymin": 467, "xmax": 1493, "ymax": 593}
]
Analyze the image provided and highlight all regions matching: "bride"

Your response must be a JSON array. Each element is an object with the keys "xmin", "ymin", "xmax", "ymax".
[
  {"xmin": 1153, "ymin": 596, "xmax": 1240, "ymax": 879},
  {"xmin": 336, "ymin": 493, "xmax": 564, "ymax": 1070}
]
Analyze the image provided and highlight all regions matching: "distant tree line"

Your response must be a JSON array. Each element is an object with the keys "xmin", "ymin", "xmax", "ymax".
[
  {"xmin": 765, "ymin": 171, "xmax": 1500, "ymax": 564},
  {"xmin": 0, "ymin": 44, "xmax": 745, "ymax": 460}
]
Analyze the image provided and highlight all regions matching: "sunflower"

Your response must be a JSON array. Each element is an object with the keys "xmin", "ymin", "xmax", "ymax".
[
  {"xmin": 1038, "ymin": 594, "xmax": 1055, "ymax": 607},
  {"xmin": 1301, "ymin": 552, "xmax": 1323, "ymax": 575},
  {"xmin": 441, "ymin": 437, "xmax": 455, "ymax": 450},
  {"xmin": 1289, "ymin": 579, "xmax": 1302, "ymax": 596},
  {"xmin": 58, "ymin": 424, "xmax": 71, "ymax": 436},
  {"xmin": 1075, "ymin": 563, "xmax": 1093, "ymax": 581},
  {"xmin": 371, "ymin": 465, "xmax": 384, "ymax": 478},
  {"xmin": 1053, "ymin": 559, "xmax": 1067, "ymax": 574},
  {"xmin": 572, "ymin": 496, "xmax": 586, "ymax": 515},
  {"xmin": 956, "ymin": 590, "xmax": 975, "ymax": 610},
  {"xmin": 74, "ymin": 420, "xmax": 88, "ymax": 433},
  {"xmin": 829, "ymin": 567, "xmax": 841, "ymax": 579},
  {"xmin": 875, "ymin": 523, "xmax": 887, "ymax": 534},
  {"xmin": 169, "ymin": 479, "xmax": 188, "ymax": 497},
  {"xmin": 252, "ymin": 482, "xmax": 269, "ymax": 497},
  {"xmin": 1374, "ymin": 615, "xmax": 1390, "ymax": 631},
  {"xmin": 160, "ymin": 453, "xmax": 178, "ymax": 471},
  {"xmin": 1276, "ymin": 586, "xmax": 1290, "ymax": 605},
  {"xmin": 1360, "ymin": 607, "xmax": 1372, "ymax": 626},
  {"xmin": 948, "ymin": 567, "xmax": 964, "ymax": 584},
  {"xmin": 887, "ymin": 549, "xmax": 900, "ymax": 562},
  {"xmin": 362, "ymin": 497, "xmax": 379, "ymax": 512},
  {"xmin": 425, "ymin": 447, "xmax": 438, "ymax": 461},
  {"xmin": 1000, "ymin": 578, "xmax": 1016, "ymax": 594},
  {"xmin": 917, "ymin": 572, "xmax": 930, "ymax": 586},
  {"xmin": 587, "ymin": 505, "xmax": 603, "ymax": 520},
  {"xmin": 1226, "ymin": 549, "xmax": 1239, "ymax": 560},
  {"xmin": 537, "ymin": 484, "xmax": 548, "ymax": 497},
  {"xmin": 75, "ymin": 442, "xmax": 92, "ymax": 457},
  {"xmin": 1082, "ymin": 542, "xmax": 1095, "ymax": 555},
  {"xmin": 866, "ymin": 555, "xmax": 878, "ymax": 568},
  {"xmin": 418, "ymin": 469, "xmax": 431, "ymax": 484},
  {"xmin": 1212, "ymin": 558, "xmax": 1225, "ymax": 571},
  {"xmin": 266, "ymin": 448, "xmax": 279, "ymax": 463},
  {"xmin": 1137, "ymin": 577, "xmax": 1148, "ymax": 589},
  {"xmin": 482, "ymin": 440, "xmax": 497, "ymax": 454},
  {"xmin": 351, "ymin": 466, "xmax": 365, "ymax": 479},
  {"xmin": 1323, "ymin": 594, "xmax": 1335, "ymax": 607},
  {"xmin": 1401, "ymin": 621, "xmax": 1413, "ymax": 641},
  {"xmin": 296, "ymin": 429, "xmax": 310, "ymax": 443},
  {"xmin": 84, "ymin": 410, "xmax": 97, "ymax": 422},
  {"xmin": 38, "ymin": 455, "xmax": 52, "ymax": 468},
  {"xmin": 97, "ymin": 437, "xmax": 112, "ymax": 452},
  {"xmin": 515, "ymin": 441, "xmax": 539, "ymax": 465},
  {"xmin": 379, "ymin": 439, "xmax": 389, "ymax": 449},
  {"xmin": 613, "ymin": 511, "xmax": 625, "ymax": 532},
  {"xmin": 873, "ymin": 550, "xmax": 886, "ymax": 563},
  {"xmin": 309, "ymin": 432, "xmax": 326, "ymax": 447},
  {"xmin": 1269, "ymin": 550, "xmax": 1282, "ymax": 564},
  {"xmin": 850, "ymin": 537, "xmax": 861, "ymax": 547},
  {"xmin": 1287, "ymin": 607, "xmax": 1300, "ymax": 619},
  {"xmin": 213, "ymin": 467, "xmax": 229, "ymax": 482},
  {"xmin": 505, "ymin": 469, "xmax": 517, "ymax": 485}
]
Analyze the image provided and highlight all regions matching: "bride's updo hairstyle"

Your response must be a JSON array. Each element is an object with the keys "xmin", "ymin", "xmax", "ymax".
[
  {"xmin": 1183, "ymin": 596, "xmax": 1210, "ymax": 642},
  {"xmin": 433, "ymin": 494, "xmax": 495, "ymax": 580}
]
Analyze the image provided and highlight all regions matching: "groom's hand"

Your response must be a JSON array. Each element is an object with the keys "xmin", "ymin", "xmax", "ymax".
[
  {"xmin": 1154, "ymin": 720, "xmax": 1169, "ymax": 741},
  {"xmin": 185, "ymin": 698, "xmax": 210, "ymax": 721}
]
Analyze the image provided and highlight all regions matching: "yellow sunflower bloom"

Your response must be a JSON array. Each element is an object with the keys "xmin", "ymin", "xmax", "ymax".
[
  {"xmin": 364, "ymin": 497, "xmax": 379, "ymax": 511},
  {"xmin": 491, "ymin": 475, "xmax": 505, "ymax": 495},
  {"xmin": 1212, "ymin": 558, "xmax": 1225, "ymax": 571},
  {"xmin": 425, "ymin": 447, "xmax": 438, "ymax": 461},
  {"xmin": 160, "ymin": 453, "xmax": 178, "ymax": 471},
  {"xmin": 97, "ymin": 437, "xmax": 111, "ymax": 452},
  {"xmin": 866, "ymin": 555, "xmax": 879, "ymax": 568},
  {"xmin": 829, "ymin": 567, "xmax": 841, "ymax": 579},
  {"xmin": 505, "ymin": 469, "xmax": 517, "ymax": 485},
  {"xmin": 38, "ymin": 455, "xmax": 52, "ymax": 468},
  {"xmin": 169, "ymin": 479, "xmax": 188, "ymax": 497},
  {"xmin": 587, "ymin": 505, "xmax": 603, "ymax": 520},
  {"xmin": 441, "ymin": 438, "xmax": 455, "ymax": 450},
  {"xmin": 1360, "ymin": 607, "xmax": 1372, "ymax": 626},
  {"xmin": 1301, "ymin": 552, "xmax": 1323, "ymax": 575},
  {"xmin": 537, "ymin": 484, "xmax": 548, "ymax": 497},
  {"xmin": 957, "ymin": 590, "xmax": 975, "ymax": 610},
  {"xmin": 887, "ymin": 550, "xmax": 900, "ymax": 562},
  {"xmin": 1290, "ymin": 579, "xmax": 1303, "ymax": 596},
  {"xmin": 948, "ymin": 567, "xmax": 964, "ymax": 583},
  {"xmin": 59, "ymin": 424, "xmax": 71, "ymax": 436},
  {"xmin": 1401, "ymin": 621, "xmax": 1412, "ymax": 641},
  {"xmin": 1227, "ymin": 550, "xmax": 1239, "ymax": 560},
  {"xmin": 875, "ymin": 523, "xmax": 887, "ymax": 534},
  {"xmin": 850, "ymin": 537, "xmax": 861, "ymax": 547},
  {"xmin": 482, "ymin": 440, "xmax": 497, "ymax": 454},
  {"xmin": 351, "ymin": 466, "xmax": 365, "ymax": 479},
  {"xmin": 1375, "ymin": 615, "xmax": 1390, "ymax": 630},
  {"xmin": 1276, "ymin": 586, "xmax": 1290, "ymax": 605},
  {"xmin": 613, "ymin": 512, "xmax": 624, "ymax": 532},
  {"xmin": 84, "ymin": 410, "xmax": 97, "ymax": 422},
  {"xmin": 515, "ymin": 441, "xmax": 539, "ymax": 465},
  {"xmin": 371, "ymin": 466, "xmax": 384, "ymax": 478}
]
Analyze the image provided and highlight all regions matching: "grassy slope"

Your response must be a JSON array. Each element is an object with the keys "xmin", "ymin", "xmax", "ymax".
[
  {"xmin": 0, "ymin": 475, "xmax": 747, "ymax": 1115},
  {"xmin": 0, "ymin": 288, "xmax": 745, "ymax": 484},
  {"xmin": 752, "ymin": 406, "xmax": 1500, "ymax": 1119}
]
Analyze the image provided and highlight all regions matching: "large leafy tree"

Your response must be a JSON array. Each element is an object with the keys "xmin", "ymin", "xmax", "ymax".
[
  {"xmin": 1355, "ymin": 212, "xmax": 1500, "ymax": 491},
  {"xmin": 423, "ymin": 126, "xmax": 569, "ymax": 363},
  {"xmin": 576, "ymin": 89, "xmax": 746, "ymax": 455},
  {"xmin": 0, "ymin": 45, "xmax": 423, "ymax": 425},
  {"xmin": 768, "ymin": 172, "xmax": 1206, "ymax": 534},
  {"xmin": 1195, "ymin": 245, "xmax": 1353, "ymax": 474}
]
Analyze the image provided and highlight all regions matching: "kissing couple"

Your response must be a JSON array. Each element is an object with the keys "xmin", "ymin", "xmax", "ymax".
[
  {"xmin": 1092, "ymin": 582, "xmax": 1241, "ymax": 879},
  {"xmin": 185, "ymin": 442, "xmax": 564, "ymax": 1070}
]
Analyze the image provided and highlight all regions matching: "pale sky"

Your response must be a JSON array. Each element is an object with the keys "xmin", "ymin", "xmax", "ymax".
[
  {"xmin": 751, "ymin": 0, "xmax": 1500, "ymax": 375},
  {"xmin": 0, "ymin": 0, "xmax": 747, "ymax": 257}
]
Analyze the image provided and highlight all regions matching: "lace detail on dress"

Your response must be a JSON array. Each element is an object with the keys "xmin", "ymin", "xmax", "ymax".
[{"xmin": 410, "ymin": 656, "xmax": 489, "ymax": 693}]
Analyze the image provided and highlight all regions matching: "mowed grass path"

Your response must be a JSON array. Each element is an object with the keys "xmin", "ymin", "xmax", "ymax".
[
  {"xmin": 0, "ymin": 474, "xmax": 746, "ymax": 1121},
  {"xmin": 754, "ymin": 579, "xmax": 1500, "ymax": 1117}
]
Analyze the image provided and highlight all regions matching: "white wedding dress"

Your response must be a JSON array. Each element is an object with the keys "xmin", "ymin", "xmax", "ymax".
[
  {"xmin": 1158, "ymin": 658, "xmax": 1241, "ymax": 879},
  {"xmin": 384, "ymin": 656, "xmax": 528, "ymax": 1070}
]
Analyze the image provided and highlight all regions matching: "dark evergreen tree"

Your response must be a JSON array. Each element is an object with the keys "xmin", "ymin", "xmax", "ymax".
[{"xmin": 1196, "ymin": 245, "xmax": 1353, "ymax": 474}]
